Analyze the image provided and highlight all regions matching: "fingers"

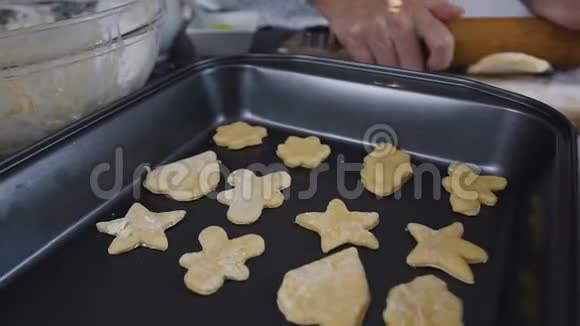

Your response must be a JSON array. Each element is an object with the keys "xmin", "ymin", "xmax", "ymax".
[
  {"xmin": 415, "ymin": 8, "xmax": 455, "ymax": 71},
  {"xmin": 388, "ymin": 14, "xmax": 424, "ymax": 70},
  {"xmin": 336, "ymin": 26, "xmax": 375, "ymax": 64},
  {"xmin": 425, "ymin": 0, "xmax": 465, "ymax": 22}
]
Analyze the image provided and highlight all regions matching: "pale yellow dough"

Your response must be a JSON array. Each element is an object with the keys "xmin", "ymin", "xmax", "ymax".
[
  {"xmin": 296, "ymin": 199, "xmax": 379, "ymax": 253},
  {"xmin": 467, "ymin": 52, "xmax": 552, "ymax": 75},
  {"xmin": 179, "ymin": 226, "xmax": 265, "ymax": 295},
  {"xmin": 213, "ymin": 121, "xmax": 268, "ymax": 150},
  {"xmin": 276, "ymin": 136, "xmax": 331, "ymax": 168},
  {"xmin": 406, "ymin": 222, "xmax": 488, "ymax": 284},
  {"xmin": 96, "ymin": 203, "xmax": 186, "ymax": 255},
  {"xmin": 442, "ymin": 163, "xmax": 508, "ymax": 216},
  {"xmin": 361, "ymin": 143, "xmax": 413, "ymax": 197},
  {"xmin": 277, "ymin": 247, "xmax": 370, "ymax": 326},
  {"xmin": 383, "ymin": 275, "xmax": 463, "ymax": 326},
  {"xmin": 143, "ymin": 151, "xmax": 220, "ymax": 202},
  {"xmin": 217, "ymin": 169, "xmax": 292, "ymax": 224}
]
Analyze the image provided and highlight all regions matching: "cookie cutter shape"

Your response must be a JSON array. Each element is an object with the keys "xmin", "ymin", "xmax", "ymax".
[
  {"xmin": 213, "ymin": 121, "xmax": 268, "ymax": 150},
  {"xmin": 276, "ymin": 136, "xmax": 331, "ymax": 168},
  {"xmin": 143, "ymin": 151, "xmax": 221, "ymax": 202},
  {"xmin": 96, "ymin": 203, "xmax": 186, "ymax": 255},
  {"xmin": 383, "ymin": 275, "xmax": 463, "ymax": 326},
  {"xmin": 179, "ymin": 226, "xmax": 265, "ymax": 295},
  {"xmin": 277, "ymin": 247, "xmax": 371, "ymax": 326},
  {"xmin": 217, "ymin": 169, "xmax": 292, "ymax": 224},
  {"xmin": 296, "ymin": 199, "xmax": 379, "ymax": 253},
  {"xmin": 442, "ymin": 163, "xmax": 508, "ymax": 216},
  {"xmin": 361, "ymin": 143, "xmax": 414, "ymax": 197},
  {"xmin": 406, "ymin": 222, "xmax": 488, "ymax": 284}
]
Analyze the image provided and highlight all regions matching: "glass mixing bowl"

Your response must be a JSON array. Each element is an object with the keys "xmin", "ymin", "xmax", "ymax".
[{"xmin": 0, "ymin": 4, "xmax": 162, "ymax": 155}]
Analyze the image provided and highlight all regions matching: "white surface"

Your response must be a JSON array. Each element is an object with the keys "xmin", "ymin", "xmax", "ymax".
[
  {"xmin": 187, "ymin": 11, "xmax": 259, "ymax": 56},
  {"xmin": 456, "ymin": 0, "xmax": 532, "ymax": 17}
]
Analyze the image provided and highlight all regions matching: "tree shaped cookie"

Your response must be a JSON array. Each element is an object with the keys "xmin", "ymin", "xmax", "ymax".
[
  {"xmin": 213, "ymin": 121, "xmax": 268, "ymax": 150},
  {"xmin": 143, "ymin": 151, "xmax": 220, "ymax": 202},
  {"xmin": 277, "ymin": 247, "xmax": 370, "ymax": 326},
  {"xmin": 442, "ymin": 163, "xmax": 508, "ymax": 216},
  {"xmin": 383, "ymin": 275, "xmax": 463, "ymax": 326},
  {"xmin": 406, "ymin": 222, "xmax": 488, "ymax": 284},
  {"xmin": 361, "ymin": 143, "xmax": 414, "ymax": 197},
  {"xmin": 179, "ymin": 226, "xmax": 265, "ymax": 295},
  {"xmin": 217, "ymin": 169, "xmax": 292, "ymax": 224},
  {"xmin": 296, "ymin": 199, "xmax": 379, "ymax": 253},
  {"xmin": 96, "ymin": 203, "xmax": 186, "ymax": 255},
  {"xmin": 276, "ymin": 136, "xmax": 331, "ymax": 168}
]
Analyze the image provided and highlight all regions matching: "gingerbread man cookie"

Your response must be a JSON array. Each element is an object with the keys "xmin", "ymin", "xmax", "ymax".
[
  {"xmin": 383, "ymin": 275, "xmax": 463, "ymax": 326},
  {"xmin": 277, "ymin": 247, "xmax": 371, "ymax": 326},
  {"xmin": 361, "ymin": 143, "xmax": 413, "ymax": 197},
  {"xmin": 217, "ymin": 169, "xmax": 292, "ymax": 224},
  {"xmin": 296, "ymin": 199, "xmax": 379, "ymax": 253},
  {"xmin": 406, "ymin": 222, "xmax": 488, "ymax": 284},
  {"xmin": 442, "ymin": 163, "xmax": 508, "ymax": 216},
  {"xmin": 179, "ymin": 226, "xmax": 265, "ymax": 295},
  {"xmin": 96, "ymin": 203, "xmax": 186, "ymax": 255},
  {"xmin": 144, "ymin": 151, "xmax": 220, "ymax": 202},
  {"xmin": 213, "ymin": 121, "xmax": 268, "ymax": 150},
  {"xmin": 276, "ymin": 136, "xmax": 331, "ymax": 168}
]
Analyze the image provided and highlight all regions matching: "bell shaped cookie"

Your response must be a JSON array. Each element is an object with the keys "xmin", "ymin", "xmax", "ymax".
[{"xmin": 361, "ymin": 143, "xmax": 413, "ymax": 197}]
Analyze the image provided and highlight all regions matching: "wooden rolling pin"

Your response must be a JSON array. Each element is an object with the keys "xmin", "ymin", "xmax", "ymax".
[{"xmin": 450, "ymin": 17, "xmax": 580, "ymax": 69}]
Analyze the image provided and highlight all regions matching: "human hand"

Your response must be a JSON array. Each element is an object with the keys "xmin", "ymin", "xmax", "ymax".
[{"xmin": 314, "ymin": 0, "xmax": 464, "ymax": 71}]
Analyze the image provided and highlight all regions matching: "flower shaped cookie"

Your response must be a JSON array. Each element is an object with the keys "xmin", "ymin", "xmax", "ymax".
[
  {"xmin": 406, "ymin": 222, "xmax": 488, "ymax": 284},
  {"xmin": 213, "ymin": 121, "xmax": 268, "ymax": 150},
  {"xmin": 442, "ymin": 163, "xmax": 508, "ymax": 216},
  {"xmin": 276, "ymin": 136, "xmax": 331, "ymax": 168},
  {"xmin": 360, "ymin": 143, "xmax": 414, "ymax": 197},
  {"xmin": 296, "ymin": 199, "xmax": 379, "ymax": 253},
  {"xmin": 96, "ymin": 203, "xmax": 186, "ymax": 255},
  {"xmin": 179, "ymin": 226, "xmax": 265, "ymax": 295},
  {"xmin": 217, "ymin": 169, "xmax": 292, "ymax": 224},
  {"xmin": 383, "ymin": 275, "xmax": 463, "ymax": 326}
]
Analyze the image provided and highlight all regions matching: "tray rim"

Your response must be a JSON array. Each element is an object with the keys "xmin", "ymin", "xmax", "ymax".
[{"xmin": 1, "ymin": 55, "xmax": 577, "ymax": 174}]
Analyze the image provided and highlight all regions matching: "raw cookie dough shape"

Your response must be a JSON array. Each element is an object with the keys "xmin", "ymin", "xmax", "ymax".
[
  {"xmin": 213, "ymin": 121, "xmax": 268, "ymax": 150},
  {"xmin": 467, "ymin": 52, "xmax": 552, "ymax": 75},
  {"xmin": 217, "ymin": 169, "xmax": 292, "ymax": 224},
  {"xmin": 96, "ymin": 203, "xmax": 186, "ymax": 255},
  {"xmin": 143, "ymin": 151, "xmax": 220, "ymax": 202},
  {"xmin": 361, "ymin": 143, "xmax": 414, "ymax": 197},
  {"xmin": 406, "ymin": 222, "xmax": 488, "ymax": 284},
  {"xmin": 383, "ymin": 275, "xmax": 463, "ymax": 326},
  {"xmin": 277, "ymin": 247, "xmax": 371, "ymax": 326},
  {"xmin": 276, "ymin": 136, "xmax": 331, "ymax": 168},
  {"xmin": 442, "ymin": 163, "xmax": 508, "ymax": 216},
  {"xmin": 296, "ymin": 199, "xmax": 379, "ymax": 253},
  {"xmin": 179, "ymin": 226, "xmax": 265, "ymax": 295}
]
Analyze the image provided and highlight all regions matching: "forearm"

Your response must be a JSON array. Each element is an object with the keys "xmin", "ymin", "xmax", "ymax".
[{"xmin": 523, "ymin": 0, "xmax": 580, "ymax": 31}]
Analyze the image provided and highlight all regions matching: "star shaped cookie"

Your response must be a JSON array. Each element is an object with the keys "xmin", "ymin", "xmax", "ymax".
[
  {"xmin": 179, "ymin": 226, "xmax": 265, "ymax": 295},
  {"xmin": 213, "ymin": 121, "xmax": 268, "ymax": 150},
  {"xmin": 276, "ymin": 136, "xmax": 331, "ymax": 168},
  {"xmin": 361, "ymin": 143, "xmax": 414, "ymax": 197},
  {"xmin": 96, "ymin": 203, "xmax": 186, "ymax": 255},
  {"xmin": 296, "ymin": 199, "xmax": 379, "ymax": 253},
  {"xmin": 144, "ymin": 151, "xmax": 220, "ymax": 202},
  {"xmin": 442, "ymin": 163, "xmax": 508, "ymax": 216},
  {"xmin": 217, "ymin": 169, "xmax": 292, "ymax": 224},
  {"xmin": 406, "ymin": 222, "xmax": 488, "ymax": 284}
]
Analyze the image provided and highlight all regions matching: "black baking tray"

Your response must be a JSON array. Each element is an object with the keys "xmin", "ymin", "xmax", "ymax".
[{"xmin": 0, "ymin": 55, "xmax": 577, "ymax": 326}]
